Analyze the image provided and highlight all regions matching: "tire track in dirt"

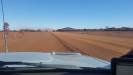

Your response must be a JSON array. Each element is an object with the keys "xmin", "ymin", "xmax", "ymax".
[
  {"xmin": 68, "ymin": 35, "xmax": 129, "ymax": 54},
  {"xmin": 50, "ymin": 32, "xmax": 74, "ymax": 51},
  {"xmin": 53, "ymin": 32, "xmax": 129, "ymax": 61},
  {"xmin": 50, "ymin": 32, "xmax": 89, "ymax": 55},
  {"xmin": 61, "ymin": 32, "xmax": 131, "ymax": 54},
  {"xmin": 83, "ymin": 35, "xmax": 133, "ymax": 48},
  {"xmin": 72, "ymin": 33, "xmax": 132, "ymax": 49}
]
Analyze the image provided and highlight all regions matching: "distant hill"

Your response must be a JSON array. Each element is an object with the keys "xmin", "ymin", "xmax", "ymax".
[{"xmin": 57, "ymin": 27, "xmax": 77, "ymax": 31}]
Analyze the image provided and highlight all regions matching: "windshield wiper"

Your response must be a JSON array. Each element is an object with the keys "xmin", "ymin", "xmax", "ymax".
[{"xmin": 0, "ymin": 61, "xmax": 81, "ymax": 70}]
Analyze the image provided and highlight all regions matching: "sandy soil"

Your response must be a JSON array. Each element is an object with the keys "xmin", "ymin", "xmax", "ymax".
[
  {"xmin": 0, "ymin": 32, "xmax": 69, "ymax": 52},
  {"xmin": 53, "ymin": 32, "xmax": 133, "ymax": 60},
  {"xmin": 0, "ymin": 31, "xmax": 133, "ymax": 61}
]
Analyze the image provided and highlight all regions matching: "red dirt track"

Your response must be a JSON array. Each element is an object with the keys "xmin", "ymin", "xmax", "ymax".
[{"xmin": 0, "ymin": 31, "xmax": 133, "ymax": 61}]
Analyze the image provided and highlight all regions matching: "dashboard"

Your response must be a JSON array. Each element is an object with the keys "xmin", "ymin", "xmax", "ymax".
[
  {"xmin": 0, "ymin": 68, "xmax": 111, "ymax": 75},
  {"xmin": 1, "ymin": 72, "xmax": 110, "ymax": 75}
]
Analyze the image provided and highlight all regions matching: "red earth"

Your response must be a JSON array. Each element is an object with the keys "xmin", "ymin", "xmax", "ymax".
[{"xmin": 0, "ymin": 31, "xmax": 133, "ymax": 61}]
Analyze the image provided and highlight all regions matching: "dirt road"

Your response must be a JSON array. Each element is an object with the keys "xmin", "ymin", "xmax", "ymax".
[
  {"xmin": 0, "ymin": 32, "xmax": 133, "ymax": 61},
  {"xmin": 53, "ymin": 32, "xmax": 133, "ymax": 60}
]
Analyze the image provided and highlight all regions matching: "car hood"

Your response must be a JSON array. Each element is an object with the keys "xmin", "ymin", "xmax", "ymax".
[{"xmin": 0, "ymin": 52, "xmax": 110, "ymax": 69}]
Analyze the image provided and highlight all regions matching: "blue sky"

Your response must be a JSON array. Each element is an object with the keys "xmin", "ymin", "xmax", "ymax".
[{"xmin": 0, "ymin": 0, "xmax": 133, "ymax": 30}]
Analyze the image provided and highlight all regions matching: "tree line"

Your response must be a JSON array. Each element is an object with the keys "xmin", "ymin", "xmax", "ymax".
[{"xmin": 56, "ymin": 27, "xmax": 133, "ymax": 31}]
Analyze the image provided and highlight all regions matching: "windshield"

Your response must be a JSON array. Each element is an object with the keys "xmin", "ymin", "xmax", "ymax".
[{"xmin": 0, "ymin": 0, "xmax": 133, "ymax": 69}]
